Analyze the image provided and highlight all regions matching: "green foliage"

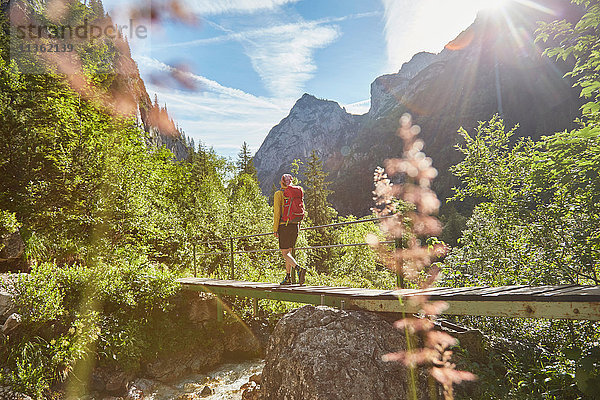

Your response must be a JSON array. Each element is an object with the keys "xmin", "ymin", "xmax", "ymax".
[
  {"xmin": 444, "ymin": 2, "xmax": 600, "ymax": 397},
  {"xmin": 0, "ymin": 210, "xmax": 20, "ymax": 253},
  {"xmin": 302, "ymin": 150, "xmax": 336, "ymax": 226},
  {"xmin": 536, "ymin": 0, "xmax": 600, "ymax": 123},
  {"xmin": 236, "ymin": 142, "xmax": 257, "ymax": 178},
  {"xmin": 0, "ymin": 210, "xmax": 20, "ymax": 236},
  {"xmin": 439, "ymin": 206, "xmax": 467, "ymax": 247},
  {"xmin": 302, "ymin": 151, "xmax": 338, "ymax": 273},
  {"xmin": 1, "ymin": 261, "xmax": 181, "ymax": 398},
  {"xmin": 444, "ymin": 114, "xmax": 600, "ymax": 395},
  {"xmin": 445, "ymin": 115, "xmax": 600, "ymax": 286},
  {"xmin": 565, "ymin": 344, "xmax": 600, "ymax": 397},
  {"xmin": 290, "ymin": 158, "xmax": 302, "ymax": 182}
]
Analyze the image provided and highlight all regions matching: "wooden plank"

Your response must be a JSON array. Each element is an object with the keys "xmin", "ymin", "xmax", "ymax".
[
  {"xmin": 493, "ymin": 285, "xmax": 563, "ymax": 295},
  {"xmin": 392, "ymin": 286, "xmax": 492, "ymax": 301},
  {"xmin": 483, "ymin": 285, "xmax": 598, "ymax": 302},
  {"xmin": 530, "ymin": 285, "xmax": 580, "ymax": 298},
  {"xmin": 540, "ymin": 286, "xmax": 600, "ymax": 302},
  {"xmin": 181, "ymin": 279, "xmax": 598, "ymax": 300},
  {"xmin": 178, "ymin": 278, "xmax": 600, "ymax": 320},
  {"xmin": 308, "ymin": 288, "xmax": 375, "ymax": 296},
  {"xmin": 409, "ymin": 286, "xmax": 489, "ymax": 297},
  {"xmin": 348, "ymin": 290, "xmax": 394, "ymax": 298},
  {"xmin": 423, "ymin": 285, "xmax": 536, "ymax": 301},
  {"xmin": 442, "ymin": 285, "xmax": 528, "ymax": 298},
  {"xmin": 566, "ymin": 286, "xmax": 600, "ymax": 296}
]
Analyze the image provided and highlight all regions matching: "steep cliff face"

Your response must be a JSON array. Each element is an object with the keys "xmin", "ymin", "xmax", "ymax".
[
  {"xmin": 255, "ymin": 94, "xmax": 363, "ymax": 192},
  {"xmin": 369, "ymin": 52, "xmax": 438, "ymax": 118},
  {"xmin": 254, "ymin": 1, "xmax": 583, "ymax": 215},
  {"xmin": 104, "ymin": 25, "xmax": 189, "ymax": 161},
  {"xmin": 2, "ymin": 0, "xmax": 189, "ymax": 161}
]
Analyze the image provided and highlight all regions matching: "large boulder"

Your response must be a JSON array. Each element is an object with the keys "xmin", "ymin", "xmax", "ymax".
[
  {"xmin": 0, "ymin": 232, "xmax": 27, "ymax": 272},
  {"xmin": 0, "ymin": 291, "xmax": 14, "ymax": 318},
  {"xmin": 262, "ymin": 305, "xmax": 423, "ymax": 400}
]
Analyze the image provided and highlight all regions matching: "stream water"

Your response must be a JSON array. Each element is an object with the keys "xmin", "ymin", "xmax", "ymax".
[{"xmin": 133, "ymin": 359, "xmax": 264, "ymax": 400}]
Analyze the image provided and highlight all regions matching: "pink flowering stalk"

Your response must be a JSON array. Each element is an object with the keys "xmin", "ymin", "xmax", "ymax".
[{"xmin": 370, "ymin": 113, "xmax": 476, "ymax": 399}]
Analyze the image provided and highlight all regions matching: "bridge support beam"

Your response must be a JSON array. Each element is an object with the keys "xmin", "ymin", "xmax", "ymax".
[
  {"xmin": 216, "ymin": 295, "xmax": 224, "ymax": 322},
  {"xmin": 179, "ymin": 278, "xmax": 600, "ymax": 321}
]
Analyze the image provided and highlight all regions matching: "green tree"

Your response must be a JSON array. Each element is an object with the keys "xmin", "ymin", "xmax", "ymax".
[
  {"xmin": 303, "ymin": 150, "xmax": 335, "ymax": 227},
  {"xmin": 302, "ymin": 151, "xmax": 337, "ymax": 273},
  {"xmin": 536, "ymin": 0, "xmax": 600, "ymax": 123},
  {"xmin": 445, "ymin": 115, "xmax": 599, "ymax": 286},
  {"xmin": 442, "ymin": 3, "xmax": 600, "ymax": 394},
  {"xmin": 236, "ymin": 142, "xmax": 257, "ymax": 177}
]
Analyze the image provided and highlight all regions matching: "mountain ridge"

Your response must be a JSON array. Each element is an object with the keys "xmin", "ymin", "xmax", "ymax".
[{"xmin": 255, "ymin": 1, "xmax": 584, "ymax": 215}]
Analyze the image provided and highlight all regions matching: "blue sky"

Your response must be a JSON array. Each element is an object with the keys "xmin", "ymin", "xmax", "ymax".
[{"xmin": 103, "ymin": 0, "xmax": 495, "ymax": 159}]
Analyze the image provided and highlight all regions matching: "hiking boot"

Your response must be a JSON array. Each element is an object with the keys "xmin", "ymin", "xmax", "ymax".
[
  {"xmin": 296, "ymin": 266, "xmax": 307, "ymax": 285},
  {"xmin": 280, "ymin": 274, "xmax": 292, "ymax": 285},
  {"xmin": 290, "ymin": 267, "xmax": 297, "ymax": 284}
]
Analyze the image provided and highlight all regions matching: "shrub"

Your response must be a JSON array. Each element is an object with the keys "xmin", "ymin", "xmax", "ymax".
[{"xmin": 0, "ymin": 261, "xmax": 181, "ymax": 398}]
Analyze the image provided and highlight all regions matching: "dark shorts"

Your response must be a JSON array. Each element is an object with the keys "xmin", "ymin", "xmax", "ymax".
[{"xmin": 278, "ymin": 223, "xmax": 299, "ymax": 249}]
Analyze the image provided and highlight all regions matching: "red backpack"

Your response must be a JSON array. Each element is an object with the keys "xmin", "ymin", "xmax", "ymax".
[{"xmin": 281, "ymin": 185, "xmax": 305, "ymax": 224}]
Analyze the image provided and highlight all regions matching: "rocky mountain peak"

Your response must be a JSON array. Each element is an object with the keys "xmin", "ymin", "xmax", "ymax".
[
  {"xmin": 254, "ymin": 0, "xmax": 583, "ymax": 215},
  {"xmin": 369, "ymin": 52, "xmax": 439, "ymax": 117},
  {"xmin": 254, "ymin": 93, "xmax": 363, "ymax": 192},
  {"xmin": 290, "ymin": 93, "xmax": 345, "ymax": 116},
  {"xmin": 397, "ymin": 51, "xmax": 438, "ymax": 79}
]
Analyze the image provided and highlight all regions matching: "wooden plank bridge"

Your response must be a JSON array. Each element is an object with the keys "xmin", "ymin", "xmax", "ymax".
[{"xmin": 178, "ymin": 278, "xmax": 600, "ymax": 321}]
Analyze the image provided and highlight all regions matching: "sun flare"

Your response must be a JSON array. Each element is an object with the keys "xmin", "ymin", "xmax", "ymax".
[{"xmin": 482, "ymin": 0, "xmax": 511, "ymax": 11}]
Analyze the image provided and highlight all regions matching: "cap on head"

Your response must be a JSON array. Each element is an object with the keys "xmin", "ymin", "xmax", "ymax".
[{"xmin": 281, "ymin": 174, "xmax": 292, "ymax": 186}]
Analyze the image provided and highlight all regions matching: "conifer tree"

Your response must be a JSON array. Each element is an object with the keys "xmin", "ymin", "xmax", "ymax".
[
  {"xmin": 90, "ymin": 0, "xmax": 105, "ymax": 17},
  {"xmin": 236, "ymin": 142, "xmax": 257, "ymax": 177},
  {"xmin": 304, "ymin": 150, "xmax": 335, "ymax": 226},
  {"xmin": 303, "ymin": 150, "xmax": 337, "ymax": 272}
]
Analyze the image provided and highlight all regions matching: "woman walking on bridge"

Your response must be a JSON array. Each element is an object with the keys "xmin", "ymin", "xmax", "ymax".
[{"xmin": 274, "ymin": 174, "xmax": 307, "ymax": 285}]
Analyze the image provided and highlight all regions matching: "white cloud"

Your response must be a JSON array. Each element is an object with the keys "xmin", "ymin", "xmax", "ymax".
[
  {"xmin": 185, "ymin": 0, "xmax": 300, "ymax": 15},
  {"xmin": 132, "ymin": 9, "xmax": 382, "ymax": 156},
  {"xmin": 138, "ymin": 57, "xmax": 294, "ymax": 158},
  {"xmin": 381, "ymin": 0, "xmax": 481, "ymax": 72},
  {"xmin": 343, "ymin": 99, "xmax": 371, "ymax": 115},
  {"xmin": 242, "ymin": 23, "xmax": 340, "ymax": 98},
  {"xmin": 162, "ymin": 12, "xmax": 379, "ymax": 49},
  {"xmin": 159, "ymin": 12, "xmax": 380, "ymax": 99},
  {"xmin": 158, "ymin": 22, "xmax": 340, "ymax": 99},
  {"xmin": 162, "ymin": 21, "xmax": 341, "ymax": 99}
]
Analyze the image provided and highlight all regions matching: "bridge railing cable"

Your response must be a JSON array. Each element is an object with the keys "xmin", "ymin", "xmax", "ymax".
[
  {"xmin": 193, "ymin": 215, "xmax": 395, "ymax": 245},
  {"xmin": 190, "ymin": 215, "xmax": 399, "ymax": 284}
]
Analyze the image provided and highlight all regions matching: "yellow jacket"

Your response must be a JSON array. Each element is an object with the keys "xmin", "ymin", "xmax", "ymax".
[{"xmin": 273, "ymin": 186, "xmax": 284, "ymax": 233}]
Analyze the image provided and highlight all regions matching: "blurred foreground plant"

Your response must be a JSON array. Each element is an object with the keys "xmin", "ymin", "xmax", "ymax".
[{"xmin": 370, "ymin": 113, "xmax": 476, "ymax": 399}]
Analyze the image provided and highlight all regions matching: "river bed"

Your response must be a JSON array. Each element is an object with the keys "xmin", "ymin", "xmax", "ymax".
[{"xmin": 128, "ymin": 359, "xmax": 264, "ymax": 400}]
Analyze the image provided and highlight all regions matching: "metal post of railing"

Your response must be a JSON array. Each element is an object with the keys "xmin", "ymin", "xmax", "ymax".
[
  {"xmin": 229, "ymin": 237, "xmax": 235, "ymax": 280},
  {"xmin": 194, "ymin": 215, "xmax": 398, "ymax": 281},
  {"xmin": 216, "ymin": 296, "xmax": 223, "ymax": 322},
  {"xmin": 253, "ymin": 298, "xmax": 258, "ymax": 317},
  {"xmin": 394, "ymin": 238, "xmax": 405, "ymax": 289},
  {"xmin": 193, "ymin": 242, "xmax": 197, "ymax": 277}
]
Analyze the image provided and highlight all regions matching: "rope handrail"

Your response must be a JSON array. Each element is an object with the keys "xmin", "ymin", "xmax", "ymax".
[
  {"xmin": 197, "ymin": 240, "xmax": 395, "ymax": 256},
  {"xmin": 189, "ymin": 214, "xmax": 401, "ymax": 285},
  {"xmin": 193, "ymin": 215, "xmax": 394, "ymax": 245}
]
